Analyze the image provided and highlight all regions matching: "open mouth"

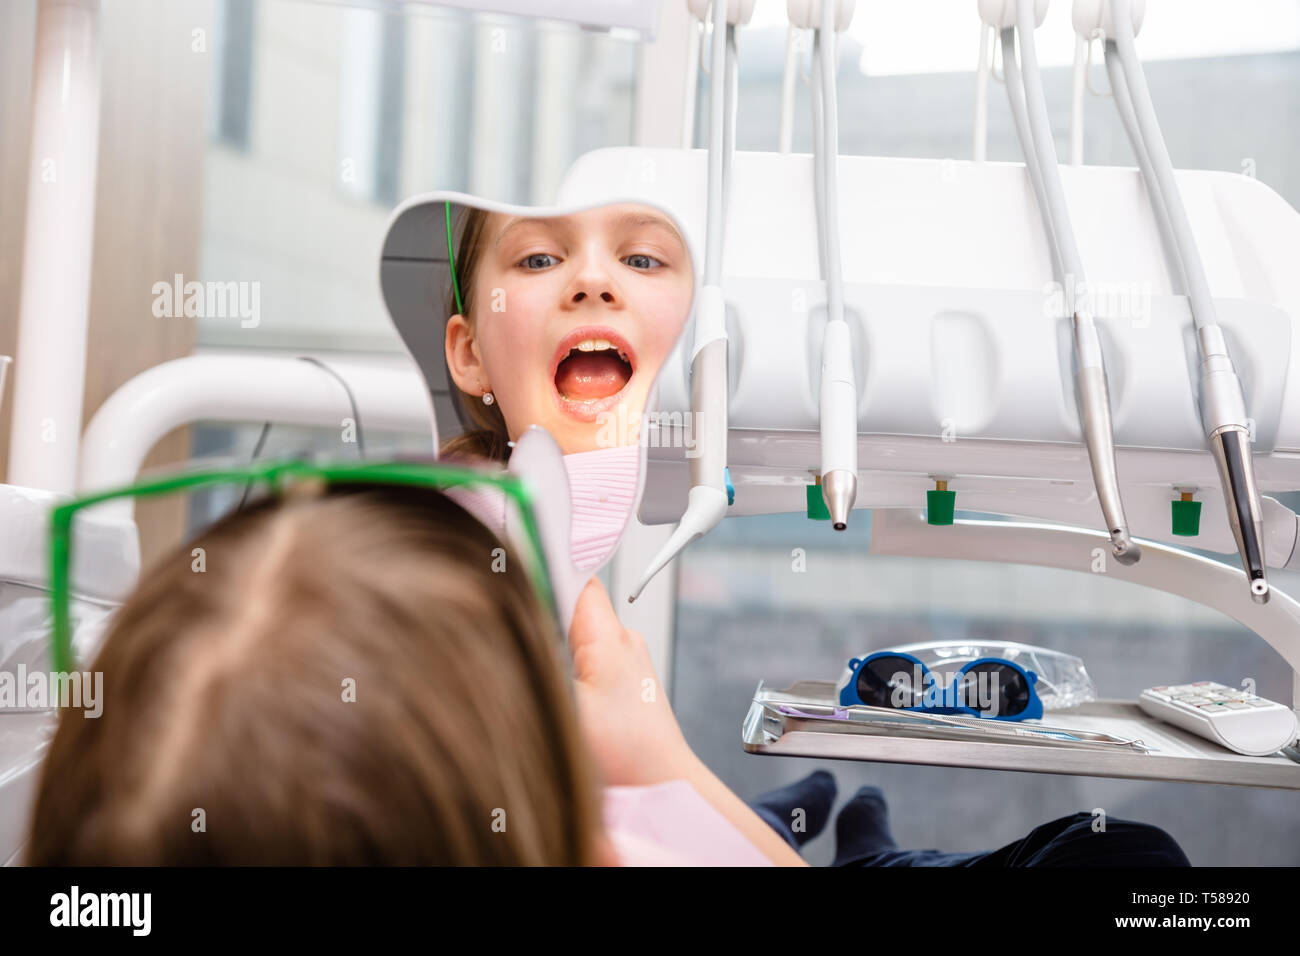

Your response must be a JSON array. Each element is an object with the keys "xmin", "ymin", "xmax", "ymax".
[{"xmin": 552, "ymin": 328, "xmax": 636, "ymax": 422}]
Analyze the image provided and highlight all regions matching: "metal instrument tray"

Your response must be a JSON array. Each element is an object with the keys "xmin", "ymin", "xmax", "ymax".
[{"xmin": 742, "ymin": 681, "xmax": 1300, "ymax": 790}]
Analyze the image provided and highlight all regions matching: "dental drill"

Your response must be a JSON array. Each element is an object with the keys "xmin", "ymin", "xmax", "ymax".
[
  {"xmin": 997, "ymin": 0, "xmax": 1141, "ymax": 565},
  {"xmin": 629, "ymin": 0, "xmax": 752, "ymax": 603},
  {"xmin": 1096, "ymin": 0, "xmax": 1269, "ymax": 602}
]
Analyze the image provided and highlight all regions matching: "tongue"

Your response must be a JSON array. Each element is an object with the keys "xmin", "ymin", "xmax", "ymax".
[{"xmin": 556, "ymin": 352, "xmax": 630, "ymax": 402}]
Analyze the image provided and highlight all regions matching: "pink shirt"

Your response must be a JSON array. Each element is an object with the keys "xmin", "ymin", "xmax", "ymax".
[
  {"xmin": 442, "ymin": 444, "xmax": 640, "ymax": 572},
  {"xmin": 602, "ymin": 780, "xmax": 774, "ymax": 867}
]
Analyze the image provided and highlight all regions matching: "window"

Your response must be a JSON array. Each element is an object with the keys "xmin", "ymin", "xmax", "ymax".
[{"xmin": 213, "ymin": 0, "xmax": 256, "ymax": 149}]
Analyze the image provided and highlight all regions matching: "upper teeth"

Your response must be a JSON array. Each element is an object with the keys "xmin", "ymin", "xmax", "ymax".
[{"xmin": 573, "ymin": 339, "xmax": 628, "ymax": 361}]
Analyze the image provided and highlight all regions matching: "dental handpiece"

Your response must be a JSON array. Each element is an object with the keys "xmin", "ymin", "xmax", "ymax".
[
  {"xmin": 1009, "ymin": 0, "xmax": 1140, "ymax": 565},
  {"xmin": 1072, "ymin": 309, "xmax": 1139, "ymax": 564},
  {"xmin": 1201, "ymin": 327, "xmax": 1269, "ymax": 601},
  {"xmin": 814, "ymin": 0, "xmax": 857, "ymax": 531},
  {"xmin": 1107, "ymin": 0, "xmax": 1267, "ymax": 601}
]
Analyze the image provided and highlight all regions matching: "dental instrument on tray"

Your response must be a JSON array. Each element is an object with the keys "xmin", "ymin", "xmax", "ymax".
[
  {"xmin": 760, "ymin": 697, "xmax": 1150, "ymax": 753},
  {"xmin": 629, "ymin": 0, "xmax": 753, "ymax": 603},
  {"xmin": 1093, "ymin": 0, "xmax": 1271, "ymax": 603},
  {"xmin": 996, "ymin": 0, "xmax": 1141, "ymax": 566}
]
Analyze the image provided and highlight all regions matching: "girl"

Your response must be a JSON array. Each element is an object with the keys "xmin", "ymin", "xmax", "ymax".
[{"xmin": 26, "ymin": 483, "xmax": 803, "ymax": 866}]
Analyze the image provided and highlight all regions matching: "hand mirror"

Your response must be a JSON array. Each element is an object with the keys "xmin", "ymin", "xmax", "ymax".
[{"xmin": 380, "ymin": 194, "xmax": 695, "ymax": 631}]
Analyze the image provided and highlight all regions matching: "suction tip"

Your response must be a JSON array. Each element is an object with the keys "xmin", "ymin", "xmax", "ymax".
[
  {"xmin": 628, "ymin": 485, "xmax": 730, "ymax": 604},
  {"xmin": 822, "ymin": 470, "xmax": 857, "ymax": 532}
]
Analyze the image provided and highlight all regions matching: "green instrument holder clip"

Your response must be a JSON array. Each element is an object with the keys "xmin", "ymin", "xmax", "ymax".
[
  {"xmin": 807, "ymin": 479, "xmax": 831, "ymax": 521},
  {"xmin": 1171, "ymin": 490, "xmax": 1201, "ymax": 536},
  {"xmin": 927, "ymin": 478, "xmax": 955, "ymax": 526}
]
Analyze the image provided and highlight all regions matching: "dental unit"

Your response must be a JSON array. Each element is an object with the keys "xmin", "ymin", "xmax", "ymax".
[
  {"xmin": 6, "ymin": 0, "xmax": 1300, "ymax": 869},
  {"xmin": 547, "ymin": 0, "xmax": 1300, "ymax": 709}
]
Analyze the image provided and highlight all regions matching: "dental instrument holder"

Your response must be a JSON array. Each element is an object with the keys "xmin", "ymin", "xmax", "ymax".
[{"xmin": 1096, "ymin": 0, "xmax": 1270, "ymax": 602}]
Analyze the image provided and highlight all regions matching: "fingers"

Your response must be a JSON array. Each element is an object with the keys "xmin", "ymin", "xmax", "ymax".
[{"xmin": 568, "ymin": 574, "xmax": 620, "ymax": 652}]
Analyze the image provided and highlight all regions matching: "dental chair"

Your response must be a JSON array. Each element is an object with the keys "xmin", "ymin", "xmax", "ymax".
[{"xmin": 0, "ymin": 487, "xmax": 136, "ymax": 865}]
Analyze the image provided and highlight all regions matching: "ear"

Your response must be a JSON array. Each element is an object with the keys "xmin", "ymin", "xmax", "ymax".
[{"xmin": 445, "ymin": 312, "xmax": 487, "ymax": 395}]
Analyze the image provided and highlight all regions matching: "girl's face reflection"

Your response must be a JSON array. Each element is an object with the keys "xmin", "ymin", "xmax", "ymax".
[{"xmin": 446, "ymin": 204, "xmax": 692, "ymax": 455}]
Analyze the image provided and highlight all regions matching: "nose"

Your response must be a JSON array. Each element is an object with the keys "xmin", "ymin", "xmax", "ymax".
[{"xmin": 563, "ymin": 252, "xmax": 621, "ymax": 308}]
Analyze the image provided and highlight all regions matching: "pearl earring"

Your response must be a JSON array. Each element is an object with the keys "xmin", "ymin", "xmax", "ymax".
[{"xmin": 482, "ymin": 391, "xmax": 495, "ymax": 406}]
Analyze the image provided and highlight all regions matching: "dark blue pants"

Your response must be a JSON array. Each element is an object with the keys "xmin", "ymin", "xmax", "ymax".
[
  {"xmin": 834, "ymin": 810, "xmax": 1191, "ymax": 867},
  {"xmin": 752, "ymin": 783, "xmax": 1191, "ymax": 867}
]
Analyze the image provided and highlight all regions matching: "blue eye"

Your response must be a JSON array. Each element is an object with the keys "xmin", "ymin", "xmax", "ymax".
[
  {"xmin": 521, "ymin": 253, "xmax": 558, "ymax": 270},
  {"xmin": 623, "ymin": 253, "xmax": 662, "ymax": 270}
]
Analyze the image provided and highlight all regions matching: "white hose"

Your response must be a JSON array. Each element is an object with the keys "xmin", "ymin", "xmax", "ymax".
[
  {"xmin": 1101, "ymin": 38, "xmax": 1185, "ymax": 294},
  {"xmin": 779, "ymin": 24, "xmax": 798, "ymax": 153},
  {"xmin": 1108, "ymin": 0, "xmax": 1215, "ymax": 330},
  {"xmin": 999, "ymin": 27, "xmax": 1061, "ymax": 281},
  {"xmin": 703, "ymin": 0, "xmax": 728, "ymax": 284},
  {"xmin": 817, "ymin": 6, "xmax": 843, "ymax": 325},
  {"xmin": 973, "ymin": 24, "xmax": 990, "ymax": 162},
  {"xmin": 1013, "ymin": 3, "xmax": 1087, "ymax": 307}
]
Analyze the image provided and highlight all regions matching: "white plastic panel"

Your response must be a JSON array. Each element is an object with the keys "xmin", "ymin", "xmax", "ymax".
[
  {"xmin": 657, "ymin": 280, "xmax": 1290, "ymax": 451},
  {"xmin": 555, "ymin": 149, "xmax": 1300, "ymax": 449}
]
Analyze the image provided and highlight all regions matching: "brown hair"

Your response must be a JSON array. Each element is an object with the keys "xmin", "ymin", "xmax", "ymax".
[
  {"xmin": 441, "ymin": 207, "xmax": 513, "ymax": 463},
  {"xmin": 26, "ymin": 485, "xmax": 603, "ymax": 865}
]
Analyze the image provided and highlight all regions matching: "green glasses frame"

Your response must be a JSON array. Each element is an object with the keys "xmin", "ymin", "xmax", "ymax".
[{"xmin": 48, "ymin": 459, "xmax": 555, "ymax": 674}]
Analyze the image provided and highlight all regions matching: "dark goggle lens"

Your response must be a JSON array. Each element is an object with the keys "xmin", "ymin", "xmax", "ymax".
[
  {"xmin": 857, "ymin": 655, "xmax": 925, "ymax": 709},
  {"xmin": 959, "ymin": 662, "xmax": 1031, "ymax": 717}
]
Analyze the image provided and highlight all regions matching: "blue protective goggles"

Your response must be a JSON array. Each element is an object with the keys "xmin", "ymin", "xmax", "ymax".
[{"xmin": 839, "ymin": 651, "xmax": 1043, "ymax": 722}]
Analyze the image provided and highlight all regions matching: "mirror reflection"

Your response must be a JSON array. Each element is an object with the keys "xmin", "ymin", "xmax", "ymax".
[{"xmin": 439, "ymin": 202, "xmax": 693, "ymax": 462}]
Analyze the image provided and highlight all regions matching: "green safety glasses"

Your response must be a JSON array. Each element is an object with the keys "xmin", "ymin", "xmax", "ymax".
[{"xmin": 48, "ymin": 458, "xmax": 555, "ymax": 674}]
